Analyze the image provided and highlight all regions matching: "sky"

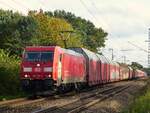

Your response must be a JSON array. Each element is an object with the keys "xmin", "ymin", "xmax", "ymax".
[{"xmin": 0, "ymin": 0, "xmax": 149, "ymax": 67}]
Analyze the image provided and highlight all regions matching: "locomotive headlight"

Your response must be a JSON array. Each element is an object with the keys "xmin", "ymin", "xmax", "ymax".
[
  {"xmin": 24, "ymin": 74, "xmax": 28, "ymax": 78},
  {"xmin": 23, "ymin": 67, "xmax": 32, "ymax": 72},
  {"xmin": 44, "ymin": 67, "xmax": 52, "ymax": 72}
]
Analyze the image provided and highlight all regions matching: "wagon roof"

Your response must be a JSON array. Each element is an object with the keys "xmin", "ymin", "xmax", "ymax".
[
  {"xmin": 62, "ymin": 48, "xmax": 84, "ymax": 57},
  {"xmin": 81, "ymin": 48, "xmax": 99, "ymax": 61},
  {"xmin": 96, "ymin": 54, "xmax": 110, "ymax": 63}
]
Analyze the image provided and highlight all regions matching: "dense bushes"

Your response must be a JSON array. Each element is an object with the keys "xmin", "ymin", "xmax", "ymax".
[{"xmin": 0, "ymin": 49, "xmax": 21, "ymax": 98}]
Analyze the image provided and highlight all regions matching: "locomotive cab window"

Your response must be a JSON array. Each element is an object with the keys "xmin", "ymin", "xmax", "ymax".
[
  {"xmin": 41, "ymin": 52, "xmax": 54, "ymax": 62},
  {"xmin": 24, "ymin": 52, "xmax": 54, "ymax": 62},
  {"xmin": 24, "ymin": 52, "xmax": 40, "ymax": 61}
]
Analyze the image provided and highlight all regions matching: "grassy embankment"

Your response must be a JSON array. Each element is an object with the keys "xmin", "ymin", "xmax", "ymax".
[
  {"xmin": 124, "ymin": 78, "xmax": 150, "ymax": 113},
  {"xmin": 0, "ymin": 49, "xmax": 25, "ymax": 100}
]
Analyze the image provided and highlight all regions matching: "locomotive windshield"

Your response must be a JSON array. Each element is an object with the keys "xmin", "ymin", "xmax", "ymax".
[{"xmin": 24, "ymin": 52, "xmax": 54, "ymax": 62}]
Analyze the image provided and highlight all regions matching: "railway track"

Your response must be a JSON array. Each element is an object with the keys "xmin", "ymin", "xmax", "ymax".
[
  {"xmin": 0, "ymin": 81, "xmax": 132, "ymax": 113},
  {"xmin": 0, "ymin": 97, "xmax": 47, "ymax": 113},
  {"xmin": 0, "ymin": 98, "xmax": 27, "ymax": 106},
  {"xmin": 32, "ymin": 84, "xmax": 130, "ymax": 113}
]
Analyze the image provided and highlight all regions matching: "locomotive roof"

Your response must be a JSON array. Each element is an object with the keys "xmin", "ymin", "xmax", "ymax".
[{"xmin": 25, "ymin": 46, "xmax": 57, "ymax": 51}]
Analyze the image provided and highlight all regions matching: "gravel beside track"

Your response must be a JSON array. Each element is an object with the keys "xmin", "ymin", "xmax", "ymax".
[
  {"xmin": 82, "ymin": 78, "xmax": 148, "ymax": 113},
  {"xmin": 33, "ymin": 84, "xmax": 130, "ymax": 113}
]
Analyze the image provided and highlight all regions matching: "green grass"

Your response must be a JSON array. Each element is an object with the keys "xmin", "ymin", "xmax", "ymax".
[{"xmin": 123, "ymin": 80, "xmax": 150, "ymax": 113}]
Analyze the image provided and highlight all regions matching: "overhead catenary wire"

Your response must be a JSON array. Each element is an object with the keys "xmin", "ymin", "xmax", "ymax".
[
  {"xmin": 79, "ymin": 0, "xmax": 98, "ymax": 21},
  {"xmin": 0, "ymin": 0, "xmax": 16, "ymax": 11},
  {"xmin": 39, "ymin": 0, "xmax": 47, "ymax": 10},
  {"xmin": 79, "ymin": 0, "xmax": 107, "ymax": 28},
  {"xmin": 128, "ymin": 41, "xmax": 148, "ymax": 53},
  {"xmin": 88, "ymin": 0, "xmax": 123, "ymax": 42},
  {"xmin": 11, "ymin": 0, "xmax": 30, "ymax": 11}
]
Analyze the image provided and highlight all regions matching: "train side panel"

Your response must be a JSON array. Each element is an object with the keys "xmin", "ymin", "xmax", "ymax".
[
  {"xmin": 61, "ymin": 52, "xmax": 86, "ymax": 84},
  {"xmin": 119, "ymin": 64, "xmax": 130, "ymax": 80},
  {"xmin": 109, "ymin": 61, "xmax": 116, "ymax": 82},
  {"xmin": 82, "ymin": 49, "xmax": 100, "ymax": 86},
  {"xmin": 134, "ymin": 69, "xmax": 147, "ymax": 78},
  {"xmin": 128, "ymin": 67, "xmax": 133, "ymax": 79},
  {"xmin": 101, "ymin": 55, "xmax": 110, "ymax": 84},
  {"xmin": 96, "ymin": 54, "xmax": 106, "ymax": 84},
  {"xmin": 109, "ymin": 62, "xmax": 120, "ymax": 82},
  {"xmin": 115, "ymin": 63, "xmax": 120, "ymax": 81}
]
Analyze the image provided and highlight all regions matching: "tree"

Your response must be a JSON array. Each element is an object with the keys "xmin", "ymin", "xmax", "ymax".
[
  {"xmin": 131, "ymin": 62, "xmax": 143, "ymax": 69},
  {"xmin": 0, "ymin": 9, "xmax": 22, "ymax": 54},
  {"xmin": 143, "ymin": 68, "xmax": 150, "ymax": 76},
  {"xmin": 45, "ymin": 10, "xmax": 108, "ymax": 51},
  {"xmin": 48, "ymin": 17, "xmax": 74, "ymax": 48},
  {"xmin": 17, "ymin": 16, "xmax": 38, "ymax": 46},
  {"xmin": 31, "ymin": 11, "xmax": 80, "ymax": 48}
]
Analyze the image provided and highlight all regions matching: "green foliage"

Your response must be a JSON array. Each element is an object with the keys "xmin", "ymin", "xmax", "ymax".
[
  {"xmin": 17, "ymin": 16, "xmax": 39, "ymax": 45},
  {"xmin": 0, "ymin": 10, "xmax": 21, "ymax": 53},
  {"xmin": 30, "ymin": 12, "xmax": 81, "ymax": 48},
  {"xmin": 0, "ymin": 49, "xmax": 21, "ymax": 96},
  {"xmin": 143, "ymin": 68, "xmax": 150, "ymax": 76},
  {"xmin": 0, "ymin": 9, "xmax": 38, "ymax": 55},
  {"xmin": 131, "ymin": 62, "xmax": 143, "ymax": 70}
]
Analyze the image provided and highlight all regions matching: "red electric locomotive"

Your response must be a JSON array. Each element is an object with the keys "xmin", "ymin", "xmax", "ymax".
[{"xmin": 20, "ymin": 46, "xmax": 86, "ymax": 93}]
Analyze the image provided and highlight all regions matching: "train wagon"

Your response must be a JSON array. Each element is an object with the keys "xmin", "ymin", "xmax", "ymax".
[
  {"xmin": 102, "ymin": 55, "xmax": 110, "ymax": 83},
  {"xmin": 119, "ymin": 64, "xmax": 130, "ymax": 80},
  {"xmin": 96, "ymin": 54, "xmax": 107, "ymax": 84},
  {"xmin": 69, "ymin": 47, "xmax": 102, "ymax": 86},
  {"xmin": 128, "ymin": 66, "xmax": 133, "ymax": 79},
  {"xmin": 133, "ymin": 69, "xmax": 147, "ymax": 78},
  {"xmin": 109, "ymin": 61, "xmax": 120, "ymax": 82}
]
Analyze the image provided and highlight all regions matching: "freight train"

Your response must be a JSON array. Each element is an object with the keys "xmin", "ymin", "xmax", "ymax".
[{"xmin": 20, "ymin": 46, "xmax": 147, "ymax": 94}]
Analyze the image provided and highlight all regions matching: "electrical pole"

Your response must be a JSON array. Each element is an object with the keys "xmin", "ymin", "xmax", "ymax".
[
  {"xmin": 144, "ymin": 28, "xmax": 150, "ymax": 67},
  {"xmin": 148, "ymin": 28, "xmax": 150, "ymax": 67},
  {"xmin": 123, "ymin": 56, "xmax": 126, "ymax": 63},
  {"xmin": 109, "ymin": 48, "xmax": 114, "ymax": 60},
  {"xmin": 59, "ymin": 30, "xmax": 74, "ymax": 48},
  {"xmin": 120, "ymin": 49, "xmax": 133, "ymax": 64}
]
